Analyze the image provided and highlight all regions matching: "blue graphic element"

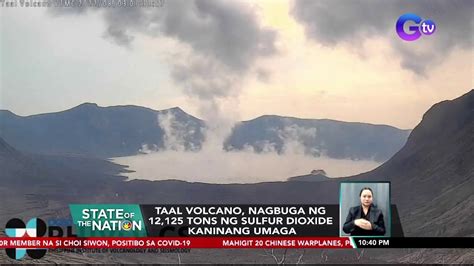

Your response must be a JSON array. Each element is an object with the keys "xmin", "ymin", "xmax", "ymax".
[{"xmin": 396, "ymin": 13, "xmax": 436, "ymax": 41}]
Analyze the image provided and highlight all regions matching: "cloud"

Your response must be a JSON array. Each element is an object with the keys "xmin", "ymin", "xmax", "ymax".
[
  {"xmin": 50, "ymin": 0, "xmax": 278, "ymax": 149},
  {"xmin": 157, "ymin": 111, "xmax": 201, "ymax": 151},
  {"xmin": 275, "ymin": 123, "xmax": 318, "ymax": 155},
  {"xmin": 291, "ymin": 0, "xmax": 473, "ymax": 76},
  {"xmin": 50, "ymin": 0, "xmax": 277, "ymax": 74},
  {"xmin": 159, "ymin": 0, "xmax": 277, "ymax": 72}
]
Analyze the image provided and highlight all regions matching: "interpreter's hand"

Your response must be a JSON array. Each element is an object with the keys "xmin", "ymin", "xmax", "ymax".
[{"xmin": 354, "ymin": 219, "xmax": 372, "ymax": 230}]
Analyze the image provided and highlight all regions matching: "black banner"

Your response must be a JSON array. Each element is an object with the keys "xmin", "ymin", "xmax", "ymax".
[
  {"xmin": 354, "ymin": 237, "xmax": 474, "ymax": 248},
  {"xmin": 140, "ymin": 205, "xmax": 340, "ymax": 237}
]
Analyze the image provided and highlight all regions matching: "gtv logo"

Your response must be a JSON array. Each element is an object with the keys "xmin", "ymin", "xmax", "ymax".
[{"xmin": 396, "ymin": 13, "xmax": 436, "ymax": 41}]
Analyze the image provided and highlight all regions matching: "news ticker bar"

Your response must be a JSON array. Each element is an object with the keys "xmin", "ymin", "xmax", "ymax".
[{"xmin": 0, "ymin": 237, "xmax": 472, "ymax": 249}]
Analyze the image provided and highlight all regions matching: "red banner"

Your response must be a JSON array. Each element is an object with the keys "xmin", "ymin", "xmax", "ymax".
[{"xmin": 0, "ymin": 237, "xmax": 354, "ymax": 249}]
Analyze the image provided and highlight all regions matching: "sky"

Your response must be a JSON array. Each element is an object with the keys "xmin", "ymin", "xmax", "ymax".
[{"xmin": 1, "ymin": 0, "xmax": 473, "ymax": 129}]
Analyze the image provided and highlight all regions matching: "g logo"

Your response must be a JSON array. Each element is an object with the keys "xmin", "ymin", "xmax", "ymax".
[
  {"xmin": 5, "ymin": 218, "xmax": 48, "ymax": 260},
  {"xmin": 396, "ymin": 13, "xmax": 436, "ymax": 41}
]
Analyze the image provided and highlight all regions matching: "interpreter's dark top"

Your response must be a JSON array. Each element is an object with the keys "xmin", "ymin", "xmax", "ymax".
[
  {"xmin": 360, "ymin": 205, "xmax": 370, "ymax": 220},
  {"xmin": 343, "ymin": 204, "xmax": 386, "ymax": 236}
]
